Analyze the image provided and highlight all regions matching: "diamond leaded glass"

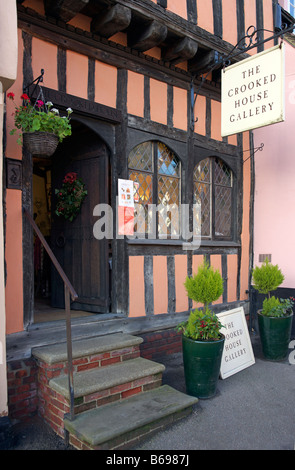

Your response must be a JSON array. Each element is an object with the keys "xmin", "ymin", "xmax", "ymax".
[
  {"xmin": 128, "ymin": 141, "xmax": 153, "ymax": 172},
  {"xmin": 193, "ymin": 181, "xmax": 211, "ymax": 237},
  {"xmin": 128, "ymin": 141, "xmax": 181, "ymax": 237},
  {"xmin": 194, "ymin": 157, "xmax": 233, "ymax": 239},
  {"xmin": 158, "ymin": 143, "xmax": 180, "ymax": 177},
  {"xmin": 215, "ymin": 186, "xmax": 232, "ymax": 237},
  {"xmin": 214, "ymin": 158, "xmax": 232, "ymax": 186},
  {"xmin": 193, "ymin": 158, "xmax": 211, "ymax": 237},
  {"xmin": 194, "ymin": 158, "xmax": 210, "ymax": 183},
  {"xmin": 158, "ymin": 175, "xmax": 180, "ymax": 236},
  {"xmin": 129, "ymin": 171, "xmax": 153, "ymax": 234}
]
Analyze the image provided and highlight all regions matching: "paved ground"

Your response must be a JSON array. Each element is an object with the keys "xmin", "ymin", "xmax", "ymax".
[{"xmin": 1, "ymin": 333, "xmax": 294, "ymax": 451}]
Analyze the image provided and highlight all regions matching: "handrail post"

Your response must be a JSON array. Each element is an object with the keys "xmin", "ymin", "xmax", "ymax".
[
  {"xmin": 65, "ymin": 285, "xmax": 75, "ymax": 421},
  {"xmin": 23, "ymin": 208, "xmax": 78, "ymax": 421}
]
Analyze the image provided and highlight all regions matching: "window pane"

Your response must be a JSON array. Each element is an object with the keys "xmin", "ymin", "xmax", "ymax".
[
  {"xmin": 194, "ymin": 181, "xmax": 211, "ymax": 237},
  {"xmin": 214, "ymin": 158, "xmax": 232, "ymax": 187},
  {"xmin": 194, "ymin": 158, "xmax": 210, "ymax": 183},
  {"xmin": 215, "ymin": 186, "xmax": 232, "ymax": 237},
  {"xmin": 158, "ymin": 175, "xmax": 180, "ymax": 236},
  {"xmin": 128, "ymin": 141, "xmax": 153, "ymax": 172},
  {"xmin": 158, "ymin": 142, "xmax": 180, "ymax": 177},
  {"xmin": 129, "ymin": 171, "xmax": 153, "ymax": 234}
]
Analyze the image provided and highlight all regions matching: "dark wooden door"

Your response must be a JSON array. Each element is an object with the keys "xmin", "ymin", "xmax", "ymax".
[{"xmin": 51, "ymin": 124, "xmax": 110, "ymax": 312}]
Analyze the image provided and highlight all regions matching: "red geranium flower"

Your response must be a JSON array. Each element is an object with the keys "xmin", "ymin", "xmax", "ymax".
[
  {"xmin": 21, "ymin": 93, "xmax": 30, "ymax": 101},
  {"xmin": 63, "ymin": 172, "xmax": 77, "ymax": 184},
  {"xmin": 7, "ymin": 92, "xmax": 15, "ymax": 100}
]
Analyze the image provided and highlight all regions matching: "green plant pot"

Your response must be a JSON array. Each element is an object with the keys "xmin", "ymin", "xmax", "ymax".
[
  {"xmin": 182, "ymin": 334, "xmax": 225, "ymax": 399},
  {"xmin": 258, "ymin": 310, "xmax": 293, "ymax": 361}
]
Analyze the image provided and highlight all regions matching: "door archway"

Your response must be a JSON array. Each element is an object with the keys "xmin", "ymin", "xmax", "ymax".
[{"xmin": 33, "ymin": 120, "xmax": 111, "ymax": 321}]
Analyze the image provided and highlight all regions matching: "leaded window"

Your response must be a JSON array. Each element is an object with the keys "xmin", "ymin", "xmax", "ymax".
[
  {"xmin": 128, "ymin": 141, "xmax": 181, "ymax": 238},
  {"xmin": 193, "ymin": 157, "xmax": 233, "ymax": 240}
]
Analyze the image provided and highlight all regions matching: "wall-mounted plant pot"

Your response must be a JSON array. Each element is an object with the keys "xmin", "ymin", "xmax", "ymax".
[
  {"xmin": 182, "ymin": 334, "xmax": 225, "ymax": 399},
  {"xmin": 258, "ymin": 310, "xmax": 293, "ymax": 361},
  {"xmin": 23, "ymin": 131, "xmax": 59, "ymax": 157}
]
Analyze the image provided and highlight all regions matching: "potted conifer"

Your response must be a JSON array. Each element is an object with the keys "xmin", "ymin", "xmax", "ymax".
[
  {"xmin": 177, "ymin": 261, "xmax": 224, "ymax": 399},
  {"xmin": 252, "ymin": 259, "xmax": 293, "ymax": 361}
]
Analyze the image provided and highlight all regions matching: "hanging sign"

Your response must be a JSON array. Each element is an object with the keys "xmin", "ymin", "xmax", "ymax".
[
  {"xmin": 217, "ymin": 307, "xmax": 255, "ymax": 379},
  {"xmin": 118, "ymin": 179, "xmax": 134, "ymax": 236},
  {"xmin": 221, "ymin": 43, "xmax": 285, "ymax": 137}
]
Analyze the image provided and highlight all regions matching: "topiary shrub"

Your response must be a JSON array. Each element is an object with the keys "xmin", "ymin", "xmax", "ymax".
[
  {"xmin": 177, "ymin": 261, "xmax": 224, "ymax": 341},
  {"xmin": 184, "ymin": 261, "xmax": 224, "ymax": 309},
  {"xmin": 252, "ymin": 259, "xmax": 293, "ymax": 317},
  {"xmin": 252, "ymin": 258, "xmax": 284, "ymax": 298}
]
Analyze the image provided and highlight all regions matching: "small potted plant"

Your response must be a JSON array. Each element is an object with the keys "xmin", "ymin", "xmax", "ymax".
[
  {"xmin": 252, "ymin": 258, "xmax": 293, "ymax": 361},
  {"xmin": 7, "ymin": 92, "xmax": 72, "ymax": 156},
  {"xmin": 177, "ymin": 261, "xmax": 224, "ymax": 399}
]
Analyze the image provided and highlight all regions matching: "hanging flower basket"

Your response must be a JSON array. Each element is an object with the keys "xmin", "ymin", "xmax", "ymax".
[
  {"xmin": 55, "ymin": 172, "xmax": 87, "ymax": 222},
  {"xmin": 7, "ymin": 90, "xmax": 72, "ymax": 158},
  {"xmin": 23, "ymin": 131, "xmax": 59, "ymax": 157}
]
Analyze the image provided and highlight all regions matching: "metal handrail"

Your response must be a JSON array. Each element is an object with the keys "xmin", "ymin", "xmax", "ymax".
[{"xmin": 24, "ymin": 208, "xmax": 78, "ymax": 421}]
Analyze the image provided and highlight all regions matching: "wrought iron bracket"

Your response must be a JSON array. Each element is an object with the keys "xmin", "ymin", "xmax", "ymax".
[
  {"xmin": 243, "ymin": 142, "xmax": 264, "ymax": 164},
  {"xmin": 23, "ymin": 69, "xmax": 48, "ymax": 111},
  {"xmin": 23, "ymin": 68, "xmax": 44, "ymax": 98},
  {"xmin": 191, "ymin": 19, "xmax": 295, "ymax": 131}
]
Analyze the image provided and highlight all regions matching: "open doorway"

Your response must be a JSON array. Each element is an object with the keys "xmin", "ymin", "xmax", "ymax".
[{"xmin": 32, "ymin": 121, "xmax": 111, "ymax": 323}]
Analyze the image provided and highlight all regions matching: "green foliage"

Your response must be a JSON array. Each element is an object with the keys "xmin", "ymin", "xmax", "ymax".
[
  {"xmin": 262, "ymin": 296, "xmax": 282, "ymax": 315},
  {"xmin": 252, "ymin": 258, "xmax": 284, "ymax": 296},
  {"xmin": 262, "ymin": 296, "xmax": 294, "ymax": 318},
  {"xmin": 177, "ymin": 261, "xmax": 224, "ymax": 341},
  {"xmin": 177, "ymin": 307, "xmax": 223, "ymax": 341},
  {"xmin": 55, "ymin": 172, "xmax": 87, "ymax": 222},
  {"xmin": 252, "ymin": 259, "xmax": 293, "ymax": 317},
  {"xmin": 8, "ymin": 93, "xmax": 72, "ymax": 144},
  {"xmin": 184, "ymin": 261, "xmax": 223, "ymax": 307}
]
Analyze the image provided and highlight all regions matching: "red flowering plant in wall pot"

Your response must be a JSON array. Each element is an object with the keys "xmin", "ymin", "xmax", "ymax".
[
  {"xmin": 55, "ymin": 172, "xmax": 87, "ymax": 222},
  {"xmin": 7, "ymin": 92, "xmax": 72, "ymax": 157}
]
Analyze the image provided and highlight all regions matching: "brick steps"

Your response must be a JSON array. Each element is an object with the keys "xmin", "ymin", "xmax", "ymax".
[
  {"xmin": 33, "ymin": 333, "xmax": 142, "ymax": 368},
  {"xmin": 32, "ymin": 333, "xmax": 198, "ymax": 449},
  {"xmin": 50, "ymin": 357, "xmax": 165, "ymax": 412},
  {"xmin": 64, "ymin": 384, "xmax": 198, "ymax": 450}
]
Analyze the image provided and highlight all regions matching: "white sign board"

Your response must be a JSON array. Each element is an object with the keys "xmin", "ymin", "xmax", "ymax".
[
  {"xmin": 118, "ymin": 179, "xmax": 134, "ymax": 208},
  {"xmin": 221, "ymin": 43, "xmax": 285, "ymax": 137},
  {"xmin": 217, "ymin": 307, "xmax": 255, "ymax": 379}
]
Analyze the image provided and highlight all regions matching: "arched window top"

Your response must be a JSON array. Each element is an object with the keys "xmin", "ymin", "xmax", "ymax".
[
  {"xmin": 194, "ymin": 157, "xmax": 232, "ymax": 186},
  {"xmin": 128, "ymin": 141, "xmax": 153, "ymax": 172},
  {"xmin": 128, "ymin": 141, "xmax": 180, "ymax": 176}
]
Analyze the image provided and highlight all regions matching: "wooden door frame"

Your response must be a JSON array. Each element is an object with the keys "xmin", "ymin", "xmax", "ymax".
[{"xmin": 23, "ymin": 89, "xmax": 122, "ymax": 328}]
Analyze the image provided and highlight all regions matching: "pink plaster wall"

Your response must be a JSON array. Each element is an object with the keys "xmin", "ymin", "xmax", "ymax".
[{"xmin": 253, "ymin": 41, "xmax": 295, "ymax": 287}]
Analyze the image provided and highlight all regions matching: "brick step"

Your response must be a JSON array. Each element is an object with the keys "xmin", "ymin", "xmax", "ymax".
[
  {"xmin": 38, "ymin": 356, "xmax": 165, "ymax": 438},
  {"xmin": 33, "ymin": 333, "xmax": 143, "ymax": 374},
  {"xmin": 64, "ymin": 384, "xmax": 199, "ymax": 450},
  {"xmin": 50, "ymin": 356, "xmax": 165, "ymax": 411},
  {"xmin": 32, "ymin": 333, "xmax": 146, "ymax": 437}
]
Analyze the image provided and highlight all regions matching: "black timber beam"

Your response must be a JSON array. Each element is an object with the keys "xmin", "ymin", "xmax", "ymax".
[
  {"xmin": 128, "ymin": 20, "xmax": 167, "ymax": 52},
  {"xmin": 162, "ymin": 37, "xmax": 199, "ymax": 64},
  {"xmin": 91, "ymin": 4, "xmax": 131, "ymax": 38},
  {"xmin": 44, "ymin": 0, "xmax": 89, "ymax": 23},
  {"xmin": 188, "ymin": 50, "xmax": 222, "ymax": 75}
]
